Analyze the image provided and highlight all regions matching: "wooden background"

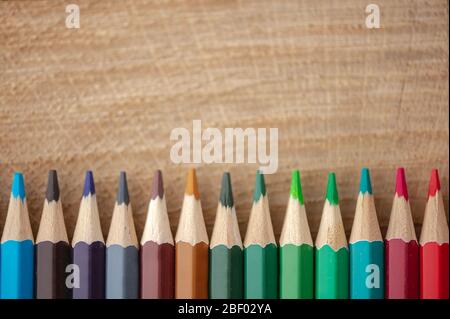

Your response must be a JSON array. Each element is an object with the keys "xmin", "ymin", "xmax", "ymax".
[{"xmin": 1, "ymin": 0, "xmax": 448, "ymax": 242}]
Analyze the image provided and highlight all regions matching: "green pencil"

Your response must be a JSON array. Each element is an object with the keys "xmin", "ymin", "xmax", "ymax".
[
  {"xmin": 244, "ymin": 171, "xmax": 277, "ymax": 299},
  {"xmin": 279, "ymin": 170, "xmax": 314, "ymax": 299},
  {"xmin": 315, "ymin": 172, "xmax": 349, "ymax": 299},
  {"xmin": 209, "ymin": 172, "xmax": 243, "ymax": 299}
]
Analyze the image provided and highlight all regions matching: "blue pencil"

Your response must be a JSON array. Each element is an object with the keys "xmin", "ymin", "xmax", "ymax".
[
  {"xmin": 0, "ymin": 172, "xmax": 35, "ymax": 299},
  {"xmin": 349, "ymin": 168, "xmax": 384, "ymax": 299}
]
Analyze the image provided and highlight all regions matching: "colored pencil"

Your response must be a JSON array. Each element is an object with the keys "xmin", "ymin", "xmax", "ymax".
[
  {"xmin": 419, "ymin": 169, "xmax": 449, "ymax": 299},
  {"xmin": 106, "ymin": 172, "xmax": 139, "ymax": 299},
  {"xmin": 244, "ymin": 171, "xmax": 278, "ymax": 299},
  {"xmin": 209, "ymin": 172, "xmax": 243, "ymax": 299},
  {"xmin": 349, "ymin": 168, "xmax": 384, "ymax": 299},
  {"xmin": 279, "ymin": 170, "xmax": 313, "ymax": 299},
  {"xmin": 0, "ymin": 172, "xmax": 34, "ymax": 299},
  {"xmin": 175, "ymin": 168, "xmax": 209, "ymax": 299},
  {"xmin": 141, "ymin": 170, "xmax": 175, "ymax": 299},
  {"xmin": 36, "ymin": 170, "xmax": 71, "ymax": 299},
  {"xmin": 315, "ymin": 172, "xmax": 348, "ymax": 299},
  {"xmin": 72, "ymin": 171, "xmax": 105, "ymax": 299},
  {"xmin": 385, "ymin": 167, "xmax": 419, "ymax": 299}
]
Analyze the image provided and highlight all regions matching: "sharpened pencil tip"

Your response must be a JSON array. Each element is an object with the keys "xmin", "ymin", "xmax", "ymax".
[
  {"xmin": 395, "ymin": 167, "xmax": 408, "ymax": 200},
  {"xmin": 12, "ymin": 172, "xmax": 26, "ymax": 200},
  {"xmin": 290, "ymin": 170, "xmax": 304, "ymax": 205},
  {"xmin": 326, "ymin": 172, "xmax": 339, "ymax": 205},
  {"xmin": 185, "ymin": 168, "xmax": 200, "ymax": 199},
  {"xmin": 46, "ymin": 170, "xmax": 60, "ymax": 202},
  {"xmin": 253, "ymin": 170, "xmax": 266, "ymax": 202},
  {"xmin": 117, "ymin": 171, "xmax": 130, "ymax": 205},
  {"xmin": 151, "ymin": 169, "xmax": 164, "ymax": 200},
  {"xmin": 359, "ymin": 168, "xmax": 372, "ymax": 195},
  {"xmin": 82, "ymin": 170, "xmax": 96, "ymax": 197},
  {"xmin": 428, "ymin": 168, "xmax": 440, "ymax": 198},
  {"xmin": 220, "ymin": 172, "xmax": 234, "ymax": 208}
]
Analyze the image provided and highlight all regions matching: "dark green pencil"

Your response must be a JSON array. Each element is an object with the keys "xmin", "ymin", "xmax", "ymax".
[{"xmin": 209, "ymin": 172, "xmax": 243, "ymax": 298}]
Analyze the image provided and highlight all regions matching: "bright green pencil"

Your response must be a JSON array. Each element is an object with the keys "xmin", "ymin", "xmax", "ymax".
[
  {"xmin": 209, "ymin": 172, "xmax": 243, "ymax": 299},
  {"xmin": 279, "ymin": 170, "xmax": 314, "ymax": 299},
  {"xmin": 244, "ymin": 171, "xmax": 277, "ymax": 299},
  {"xmin": 315, "ymin": 172, "xmax": 349, "ymax": 299}
]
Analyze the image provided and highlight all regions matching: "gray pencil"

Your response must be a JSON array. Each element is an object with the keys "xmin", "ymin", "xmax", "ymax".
[{"xmin": 106, "ymin": 172, "xmax": 139, "ymax": 299}]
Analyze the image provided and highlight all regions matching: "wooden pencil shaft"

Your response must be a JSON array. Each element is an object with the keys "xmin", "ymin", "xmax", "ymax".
[
  {"xmin": 1, "ymin": 173, "xmax": 35, "ymax": 299},
  {"xmin": 72, "ymin": 241, "xmax": 105, "ymax": 299},
  {"xmin": 244, "ymin": 244, "xmax": 278, "ymax": 299},
  {"xmin": 385, "ymin": 239, "xmax": 419, "ymax": 299},
  {"xmin": 36, "ymin": 241, "xmax": 71, "ymax": 299},
  {"xmin": 349, "ymin": 241, "xmax": 384, "ymax": 299},
  {"xmin": 420, "ymin": 243, "xmax": 449, "ymax": 299},
  {"xmin": 279, "ymin": 244, "xmax": 314, "ymax": 299},
  {"xmin": 209, "ymin": 245, "xmax": 243, "ymax": 299},
  {"xmin": 315, "ymin": 245, "xmax": 349, "ymax": 299},
  {"xmin": 141, "ymin": 241, "xmax": 175, "ymax": 299},
  {"xmin": 175, "ymin": 241, "xmax": 209, "ymax": 299}
]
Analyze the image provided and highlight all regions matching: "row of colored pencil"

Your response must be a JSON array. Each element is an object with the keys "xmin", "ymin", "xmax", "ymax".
[{"xmin": 0, "ymin": 168, "xmax": 447, "ymax": 299}]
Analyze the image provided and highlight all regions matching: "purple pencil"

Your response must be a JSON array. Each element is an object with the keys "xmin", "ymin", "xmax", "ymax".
[{"xmin": 72, "ymin": 171, "xmax": 105, "ymax": 299}]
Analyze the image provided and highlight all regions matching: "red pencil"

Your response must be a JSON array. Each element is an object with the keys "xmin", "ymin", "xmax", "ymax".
[
  {"xmin": 385, "ymin": 168, "xmax": 419, "ymax": 299},
  {"xmin": 419, "ymin": 169, "xmax": 449, "ymax": 299}
]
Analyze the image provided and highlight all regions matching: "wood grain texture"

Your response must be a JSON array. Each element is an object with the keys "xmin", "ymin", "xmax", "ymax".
[{"xmin": 0, "ymin": 0, "xmax": 448, "ymax": 241}]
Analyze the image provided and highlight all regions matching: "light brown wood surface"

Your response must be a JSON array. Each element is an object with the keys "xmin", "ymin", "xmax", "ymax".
[{"xmin": 0, "ymin": 0, "xmax": 448, "ymax": 241}]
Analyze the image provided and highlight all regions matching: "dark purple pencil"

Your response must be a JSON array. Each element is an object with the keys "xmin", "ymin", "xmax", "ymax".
[{"xmin": 72, "ymin": 171, "xmax": 105, "ymax": 299}]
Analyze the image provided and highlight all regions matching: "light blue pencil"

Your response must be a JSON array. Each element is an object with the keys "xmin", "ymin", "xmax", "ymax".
[{"xmin": 0, "ymin": 172, "xmax": 35, "ymax": 299}]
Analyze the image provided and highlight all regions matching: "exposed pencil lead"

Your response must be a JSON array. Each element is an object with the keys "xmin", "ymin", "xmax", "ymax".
[
  {"xmin": 46, "ymin": 170, "xmax": 60, "ymax": 202},
  {"xmin": 290, "ymin": 170, "xmax": 304, "ymax": 204},
  {"xmin": 395, "ymin": 167, "xmax": 408, "ymax": 200},
  {"xmin": 82, "ymin": 170, "xmax": 96, "ymax": 197},
  {"xmin": 253, "ymin": 170, "xmax": 266, "ymax": 202},
  {"xmin": 11, "ymin": 171, "xmax": 26, "ymax": 200},
  {"xmin": 116, "ymin": 171, "xmax": 130, "ymax": 205},
  {"xmin": 185, "ymin": 168, "xmax": 200, "ymax": 199},
  {"xmin": 326, "ymin": 172, "xmax": 339, "ymax": 205},
  {"xmin": 219, "ymin": 172, "xmax": 234, "ymax": 208},
  {"xmin": 359, "ymin": 168, "xmax": 372, "ymax": 195},
  {"xmin": 428, "ymin": 169, "xmax": 440, "ymax": 198},
  {"xmin": 151, "ymin": 169, "xmax": 164, "ymax": 200}
]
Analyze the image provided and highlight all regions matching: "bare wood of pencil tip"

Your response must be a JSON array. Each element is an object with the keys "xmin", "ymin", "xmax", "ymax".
[
  {"xmin": 1, "ymin": 172, "xmax": 34, "ymax": 243},
  {"xmin": 243, "ymin": 171, "xmax": 276, "ymax": 247},
  {"xmin": 185, "ymin": 168, "xmax": 200, "ymax": 199},
  {"xmin": 315, "ymin": 173, "xmax": 347, "ymax": 250},
  {"xmin": 386, "ymin": 168, "xmax": 417, "ymax": 242},
  {"xmin": 420, "ymin": 169, "xmax": 449, "ymax": 245},
  {"xmin": 141, "ymin": 170, "xmax": 174, "ymax": 246},
  {"xmin": 210, "ymin": 172, "xmax": 243, "ymax": 249},
  {"xmin": 72, "ymin": 171, "xmax": 104, "ymax": 246},
  {"xmin": 36, "ymin": 170, "xmax": 69, "ymax": 244},
  {"xmin": 106, "ymin": 171, "xmax": 138, "ymax": 248},
  {"xmin": 176, "ymin": 168, "xmax": 208, "ymax": 245}
]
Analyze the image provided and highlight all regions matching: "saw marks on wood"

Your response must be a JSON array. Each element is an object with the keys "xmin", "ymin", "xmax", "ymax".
[{"xmin": 0, "ymin": 0, "xmax": 448, "ymax": 241}]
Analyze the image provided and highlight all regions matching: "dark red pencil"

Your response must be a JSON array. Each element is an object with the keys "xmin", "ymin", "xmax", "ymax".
[
  {"xmin": 140, "ymin": 170, "xmax": 175, "ymax": 299},
  {"xmin": 385, "ymin": 168, "xmax": 419, "ymax": 299},
  {"xmin": 419, "ymin": 169, "xmax": 449, "ymax": 299}
]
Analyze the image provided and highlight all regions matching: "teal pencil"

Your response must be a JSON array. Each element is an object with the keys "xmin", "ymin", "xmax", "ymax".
[
  {"xmin": 349, "ymin": 168, "xmax": 384, "ymax": 299},
  {"xmin": 0, "ymin": 172, "xmax": 35, "ymax": 299},
  {"xmin": 243, "ymin": 171, "xmax": 278, "ymax": 299}
]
